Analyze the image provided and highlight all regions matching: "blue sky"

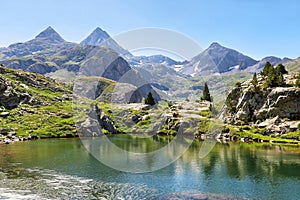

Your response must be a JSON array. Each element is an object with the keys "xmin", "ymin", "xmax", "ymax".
[{"xmin": 0, "ymin": 0, "xmax": 299, "ymax": 60}]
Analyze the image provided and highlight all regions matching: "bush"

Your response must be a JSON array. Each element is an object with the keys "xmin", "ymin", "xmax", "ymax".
[{"xmin": 235, "ymin": 81, "xmax": 241, "ymax": 87}]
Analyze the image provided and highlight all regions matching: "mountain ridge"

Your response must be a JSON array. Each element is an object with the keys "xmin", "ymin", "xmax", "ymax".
[{"xmin": 0, "ymin": 26, "xmax": 298, "ymax": 81}]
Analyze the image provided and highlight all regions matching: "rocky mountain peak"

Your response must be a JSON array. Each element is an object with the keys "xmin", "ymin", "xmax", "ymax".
[
  {"xmin": 208, "ymin": 42, "xmax": 222, "ymax": 48},
  {"xmin": 180, "ymin": 42, "xmax": 258, "ymax": 75},
  {"xmin": 80, "ymin": 27, "xmax": 110, "ymax": 45},
  {"xmin": 80, "ymin": 27, "xmax": 130, "ymax": 55},
  {"xmin": 93, "ymin": 27, "xmax": 110, "ymax": 39},
  {"xmin": 35, "ymin": 26, "xmax": 65, "ymax": 43}
]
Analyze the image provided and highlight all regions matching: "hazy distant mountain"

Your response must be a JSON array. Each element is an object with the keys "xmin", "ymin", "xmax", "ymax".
[
  {"xmin": 80, "ymin": 27, "xmax": 130, "ymax": 56},
  {"xmin": 128, "ymin": 54, "xmax": 180, "ymax": 67},
  {"xmin": 180, "ymin": 42, "xmax": 258, "ymax": 76},
  {"xmin": 243, "ymin": 56, "xmax": 291, "ymax": 73}
]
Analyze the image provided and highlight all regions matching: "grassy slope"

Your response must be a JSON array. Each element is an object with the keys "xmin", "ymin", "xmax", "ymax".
[
  {"xmin": 0, "ymin": 67, "xmax": 114, "ymax": 138},
  {"xmin": 0, "ymin": 66, "xmax": 75, "ymax": 138}
]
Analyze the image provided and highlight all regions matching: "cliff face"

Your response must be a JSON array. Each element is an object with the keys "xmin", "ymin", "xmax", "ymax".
[{"xmin": 222, "ymin": 73, "xmax": 300, "ymax": 125}]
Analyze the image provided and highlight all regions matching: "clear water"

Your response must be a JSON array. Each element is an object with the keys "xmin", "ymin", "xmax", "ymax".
[{"xmin": 0, "ymin": 135, "xmax": 300, "ymax": 199}]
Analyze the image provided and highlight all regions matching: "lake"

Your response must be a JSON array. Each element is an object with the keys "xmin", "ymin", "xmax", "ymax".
[{"xmin": 0, "ymin": 135, "xmax": 300, "ymax": 199}]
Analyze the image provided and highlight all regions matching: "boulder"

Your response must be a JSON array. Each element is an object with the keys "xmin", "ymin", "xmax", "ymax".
[
  {"xmin": 257, "ymin": 116, "xmax": 281, "ymax": 128},
  {"xmin": 100, "ymin": 115, "xmax": 118, "ymax": 134},
  {"xmin": 0, "ymin": 128, "xmax": 8, "ymax": 135},
  {"xmin": 131, "ymin": 114, "xmax": 141, "ymax": 123},
  {"xmin": 78, "ymin": 118, "xmax": 102, "ymax": 137},
  {"xmin": 0, "ymin": 112, "xmax": 10, "ymax": 117}
]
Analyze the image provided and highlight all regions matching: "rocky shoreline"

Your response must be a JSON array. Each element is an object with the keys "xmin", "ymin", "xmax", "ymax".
[{"xmin": 0, "ymin": 128, "xmax": 38, "ymax": 144}]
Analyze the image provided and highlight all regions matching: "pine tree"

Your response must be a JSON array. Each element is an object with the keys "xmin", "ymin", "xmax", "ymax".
[
  {"xmin": 265, "ymin": 66, "xmax": 277, "ymax": 87},
  {"xmin": 277, "ymin": 73, "xmax": 284, "ymax": 86},
  {"xmin": 201, "ymin": 83, "xmax": 212, "ymax": 102},
  {"xmin": 261, "ymin": 61, "xmax": 273, "ymax": 76},
  {"xmin": 251, "ymin": 72, "xmax": 258, "ymax": 88},
  {"xmin": 275, "ymin": 64, "xmax": 288, "ymax": 75},
  {"xmin": 145, "ymin": 92, "xmax": 155, "ymax": 105}
]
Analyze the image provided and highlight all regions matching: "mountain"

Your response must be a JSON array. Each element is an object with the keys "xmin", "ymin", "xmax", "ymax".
[
  {"xmin": 34, "ymin": 26, "xmax": 65, "ymax": 43},
  {"xmin": 80, "ymin": 27, "xmax": 130, "ymax": 56},
  {"xmin": 180, "ymin": 42, "xmax": 258, "ymax": 76},
  {"xmin": 0, "ymin": 26, "xmax": 72, "ymax": 58},
  {"xmin": 0, "ymin": 27, "xmax": 163, "ymax": 102},
  {"xmin": 243, "ymin": 56, "xmax": 291, "ymax": 73},
  {"xmin": 0, "ymin": 27, "xmax": 132, "ymax": 81}
]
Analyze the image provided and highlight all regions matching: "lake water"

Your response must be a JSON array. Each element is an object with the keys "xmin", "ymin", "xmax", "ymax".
[{"xmin": 1, "ymin": 135, "xmax": 300, "ymax": 199}]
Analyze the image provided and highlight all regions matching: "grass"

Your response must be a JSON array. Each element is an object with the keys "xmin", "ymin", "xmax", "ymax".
[
  {"xmin": 0, "ymin": 66, "xmax": 76, "ymax": 138},
  {"xmin": 227, "ymin": 125, "xmax": 300, "ymax": 144}
]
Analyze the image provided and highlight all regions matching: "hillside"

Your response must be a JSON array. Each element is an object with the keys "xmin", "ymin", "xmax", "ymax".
[
  {"xmin": 0, "ymin": 64, "xmax": 75, "ymax": 138},
  {"xmin": 286, "ymin": 57, "xmax": 300, "ymax": 72},
  {"xmin": 0, "ymin": 65, "xmax": 128, "ymax": 139}
]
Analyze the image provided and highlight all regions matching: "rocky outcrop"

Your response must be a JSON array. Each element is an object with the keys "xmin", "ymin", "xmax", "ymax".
[
  {"xmin": 222, "ymin": 73, "xmax": 300, "ymax": 125},
  {"xmin": 78, "ymin": 104, "xmax": 118, "ymax": 136},
  {"xmin": 0, "ymin": 74, "xmax": 35, "ymax": 109}
]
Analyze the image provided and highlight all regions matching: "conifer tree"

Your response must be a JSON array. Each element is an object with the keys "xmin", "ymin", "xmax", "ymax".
[
  {"xmin": 277, "ymin": 73, "xmax": 284, "ymax": 86},
  {"xmin": 201, "ymin": 83, "xmax": 212, "ymax": 102},
  {"xmin": 261, "ymin": 61, "xmax": 273, "ymax": 76},
  {"xmin": 275, "ymin": 64, "xmax": 288, "ymax": 75},
  {"xmin": 251, "ymin": 72, "xmax": 258, "ymax": 88},
  {"xmin": 265, "ymin": 66, "xmax": 277, "ymax": 87},
  {"xmin": 145, "ymin": 92, "xmax": 155, "ymax": 105}
]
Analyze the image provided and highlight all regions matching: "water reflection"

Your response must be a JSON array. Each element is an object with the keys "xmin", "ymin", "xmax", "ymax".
[{"xmin": 0, "ymin": 137, "xmax": 300, "ymax": 199}]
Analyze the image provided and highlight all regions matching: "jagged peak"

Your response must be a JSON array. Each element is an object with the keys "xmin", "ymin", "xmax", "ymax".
[
  {"xmin": 92, "ymin": 27, "xmax": 110, "ymax": 38},
  {"xmin": 81, "ymin": 27, "xmax": 110, "ymax": 45},
  {"xmin": 209, "ymin": 42, "xmax": 223, "ymax": 48},
  {"xmin": 35, "ymin": 26, "xmax": 65, "ymax": 43}
]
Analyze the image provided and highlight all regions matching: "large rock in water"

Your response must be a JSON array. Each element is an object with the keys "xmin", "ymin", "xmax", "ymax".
[{"xmin": 222, "ymin": 74, "xmax": 300, "ymax": 124}]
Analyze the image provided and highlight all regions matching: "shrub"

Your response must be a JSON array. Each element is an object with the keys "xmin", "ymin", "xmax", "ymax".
[{"xmin": 235, "ymin": 81, "xmax": 241, "ymax": 87}]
